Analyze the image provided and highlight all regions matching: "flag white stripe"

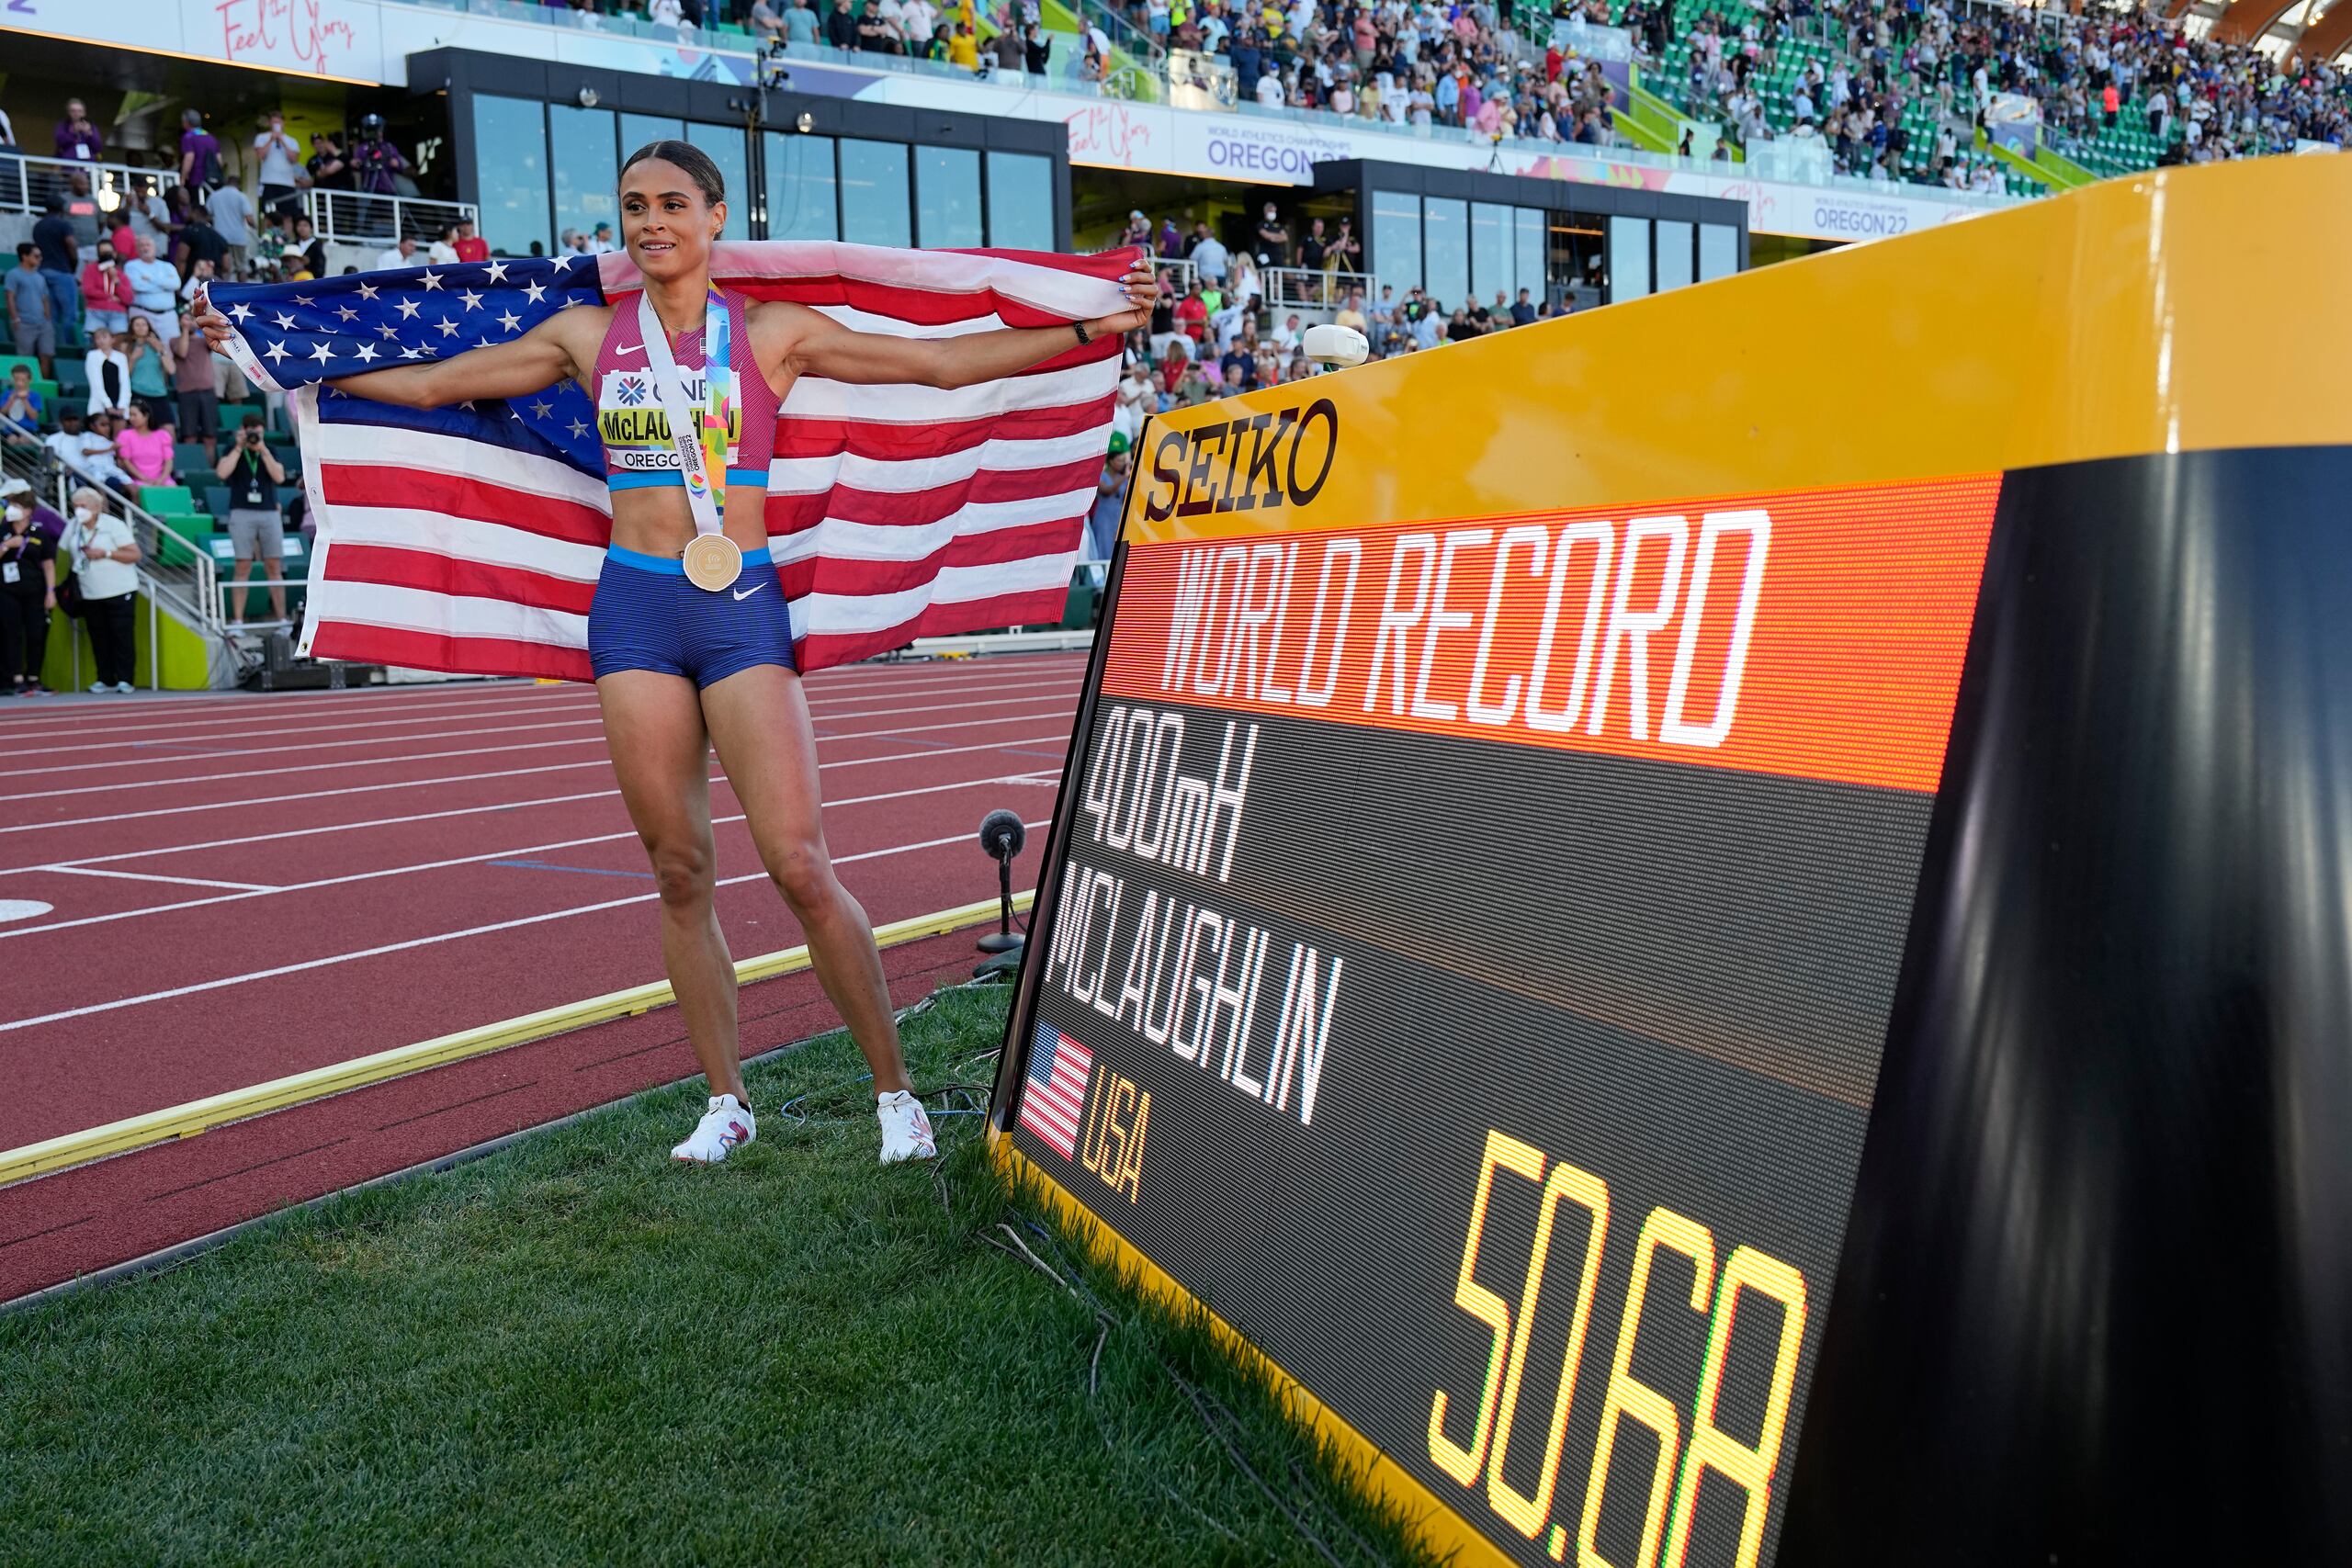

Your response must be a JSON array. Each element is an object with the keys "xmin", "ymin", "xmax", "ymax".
[
  {"xmin": 321, "ymin": 507, "xmax": 605, "ymax": 582},
  {"xmin": 807, "ymin": 303, "xmax": 1010, "ymax": 338},
  {"xmin": 305, "ymin": 580, "xmax": 594, "ymax": 643}
]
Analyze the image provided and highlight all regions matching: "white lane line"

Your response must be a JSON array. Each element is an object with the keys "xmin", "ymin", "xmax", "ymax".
[
  {"xmin": 0, "ymin": 731, "xmax": 1067, "ymax": 838},
  {"xmin": 0, "ymin": 668, "xmax": 1080, "ymax": 757},
  {"xmin": 0, "ymin": 682, "xmax": 1080, "ymax": 781},
  {"xmin": 0, "ymin": 769, "xmax": 1042, "ymax": 942},
  {"xmin": 0, "ymin": 818, "xmax": 1047, "ymax": 1034},
  {"xmin": 35, "ymin": 865, "xmax": 280, "ymax": 893},
  {"xmin": 0, "ymin": 658, "xmax": 1085, "ymax": 749},
  {"xmin": 17, "ymin": 747, "xmax": 1074, "ymax": 873},
  {"xmin": 0, "ymin": 716, "xmax": 604, "ymax": 780},
  {"xmin": 18, "ymin": 790, "xmax": 632, "ymax": 872},
  {"xmin": 0, "ymin": 704, "xmax": 1081, "ymax": 805}
]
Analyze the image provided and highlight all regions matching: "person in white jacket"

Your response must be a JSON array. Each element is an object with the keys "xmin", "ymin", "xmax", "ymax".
[{"xmin": 84, "ymin": 326, "xmax": 131, "ymax": 418}]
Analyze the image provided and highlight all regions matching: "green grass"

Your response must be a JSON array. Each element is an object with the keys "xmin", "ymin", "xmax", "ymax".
[{"xmin": 0, "ymin": 982, "xmax": 1430, "ymax": 1567}]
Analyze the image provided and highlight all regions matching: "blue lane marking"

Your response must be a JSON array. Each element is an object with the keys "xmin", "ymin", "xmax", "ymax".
[{"xmin": 490, "ymin": 860, "xmax": 655, "ymax": 879}]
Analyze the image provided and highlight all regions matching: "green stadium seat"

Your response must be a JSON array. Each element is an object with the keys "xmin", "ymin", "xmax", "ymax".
[
  {"xmin": 153, "ymin": 515, "xmax": 214, "ymax": 568},
  {"xmin": 204, "ymin": 485, "xmax": 234, "ymax": 518},
  {"xmin": 140, "ymin": 485, "xmax": 196, "ymax": 514},
  {"xmin": 54, "ymin": 361, "xmax": 88, "ymax": 398}
]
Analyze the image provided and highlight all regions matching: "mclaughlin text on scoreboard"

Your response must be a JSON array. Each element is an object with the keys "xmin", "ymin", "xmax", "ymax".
[{"xmin": 1005, "ymin": 475, "xmax": 2001, "ymax": 1568}]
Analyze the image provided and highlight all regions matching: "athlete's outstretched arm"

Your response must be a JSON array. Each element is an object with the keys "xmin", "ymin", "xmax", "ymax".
[
  {"xmin": 779, "ymin": 260, "xmax": 1154, "ymax": 390},
  {"xmin": 189, "ymin": 289, "xmax": 582, "ymax": 410}
]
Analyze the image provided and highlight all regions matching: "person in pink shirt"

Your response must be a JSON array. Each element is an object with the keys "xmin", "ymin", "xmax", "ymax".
[{"xmin": 112, "ymin": 401, "xmax": 175, "ymax": 487}]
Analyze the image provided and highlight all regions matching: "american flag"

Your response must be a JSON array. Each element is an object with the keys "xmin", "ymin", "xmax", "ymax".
[
  {"xmin": 1017, "ymin": 1021, "xmax": 1094, "ymax": 1161},
  {"xmin": 211, "ymin": 243, "xmax": 1135, "ymax": 677}
]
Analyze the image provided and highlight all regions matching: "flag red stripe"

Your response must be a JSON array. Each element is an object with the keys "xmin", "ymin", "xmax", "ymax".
[
  {"xmin": 309, "ymin": 621, "xmax": 595, "ymax": 682},
  {"xmin": 768, "ymin": 395, "xmax": 1114, "ymax": 462},
  {"xmin": 322, "ymin": 542, "xmax": 598, "ymax": 615},
  {"xmin": 776, "ymin": 521, "xmax": 1080, "ymax": 600},
  {"xmin": 795, "ymin": 587, "xmax": 1073, "ymax": 666},
  {"xmin": 319, "ymin": 464, "xmax": 613, "ymax": 547},
  {"xmin": 763, "ymin": 457, "xmax": 1101, "ymax": 531}
]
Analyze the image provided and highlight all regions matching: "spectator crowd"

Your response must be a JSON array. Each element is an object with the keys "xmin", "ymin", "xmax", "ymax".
[{"xmin": 1654, "ymin": 0, "xmax": 2346, "ymax": 188}]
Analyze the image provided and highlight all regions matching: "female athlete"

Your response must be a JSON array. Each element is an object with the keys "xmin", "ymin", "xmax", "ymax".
[{"xmin": 195, "ymin": 141, "xmax": 1151, "ymax": 1166}]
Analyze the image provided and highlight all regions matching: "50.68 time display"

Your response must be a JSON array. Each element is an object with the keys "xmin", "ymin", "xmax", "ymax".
[{"xmin": 1430, "ymin": 1131, "xmax": 1807, "ymax": 1568}]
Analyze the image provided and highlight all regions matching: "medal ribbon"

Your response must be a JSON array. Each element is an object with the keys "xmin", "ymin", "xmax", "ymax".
[{"xmin": 635, "ymin": 288, "xmax": 733, "ymax": 540}]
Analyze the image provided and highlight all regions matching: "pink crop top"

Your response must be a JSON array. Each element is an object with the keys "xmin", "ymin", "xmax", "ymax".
[{"xmin": 592, "ymin": 288, "xmax": 778, "ymax": 493}]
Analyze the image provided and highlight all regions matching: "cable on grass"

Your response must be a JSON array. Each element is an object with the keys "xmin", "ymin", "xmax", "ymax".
[{"xmin": 980, "ymin": 1210, "xmax": 1386, "ymax": 1565}]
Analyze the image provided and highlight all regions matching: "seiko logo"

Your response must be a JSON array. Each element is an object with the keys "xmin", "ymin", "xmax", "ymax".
[{"xmin": 1140, "ymin": 397, "xmax": 1339, "ymax": 524}]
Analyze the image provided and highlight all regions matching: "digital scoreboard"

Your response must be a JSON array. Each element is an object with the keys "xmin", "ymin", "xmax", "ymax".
[{"xmin": 992, "ymin": 161, "xmax": 2352, "ymax": 1567}]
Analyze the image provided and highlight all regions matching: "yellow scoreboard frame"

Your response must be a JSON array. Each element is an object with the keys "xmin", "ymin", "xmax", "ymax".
[{"xmin": 990, "ymin": 157, "xmax": 2352, "ymax": 1567}]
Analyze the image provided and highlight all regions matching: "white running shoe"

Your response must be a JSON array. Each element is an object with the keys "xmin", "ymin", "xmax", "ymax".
[
  {"xmin": 672, "ymin": 1094, "xmax": 756, "ymax": 1164},
  {"xmin": 876, "ymin": 1090, "xmax": 937, "ymax": 1164}
]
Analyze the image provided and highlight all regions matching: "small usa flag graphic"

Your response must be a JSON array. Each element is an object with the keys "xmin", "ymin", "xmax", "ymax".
[{"xmin": 1017, "ymin": 1023, "xmax": 1093, "ymax": 1161}]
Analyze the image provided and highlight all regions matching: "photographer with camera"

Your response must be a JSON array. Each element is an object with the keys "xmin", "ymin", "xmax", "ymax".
[{"xmin": 212, "ymin": 412, "xmax": 287, "ymax": 631}]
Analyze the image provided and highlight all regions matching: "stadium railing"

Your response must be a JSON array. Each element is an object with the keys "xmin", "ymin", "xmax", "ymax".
[
  {"xmin": 308, "ymin": 190, "xmax": 483, "ymax": 248},
  {"xmin": 1261, "ymin": 265, "xmax": 1374, "ymax": 311},
  {"xmin": 0, "ymin": 154, "xmax": 182, "ymax": 218}
]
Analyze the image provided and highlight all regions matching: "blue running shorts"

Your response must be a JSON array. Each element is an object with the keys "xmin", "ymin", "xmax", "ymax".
[{"xmin": 585, "ymin": 543, "xmax": 798, "ymax": 686}]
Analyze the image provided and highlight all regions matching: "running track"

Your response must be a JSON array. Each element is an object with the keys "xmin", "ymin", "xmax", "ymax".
[{"xmin": 0, "ymin": 653, "xmax": 1087, "ymax": 1301}]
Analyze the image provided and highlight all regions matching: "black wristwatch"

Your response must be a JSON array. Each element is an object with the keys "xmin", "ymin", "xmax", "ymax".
[{"xmin": 1072, "ymin": 320, "xmax": 1091, "ymax": 345}]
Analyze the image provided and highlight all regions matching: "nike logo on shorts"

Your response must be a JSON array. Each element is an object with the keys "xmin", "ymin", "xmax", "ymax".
[{"xmin": 732, "ymin": 582, "xmax": 764, "ymax": 601}]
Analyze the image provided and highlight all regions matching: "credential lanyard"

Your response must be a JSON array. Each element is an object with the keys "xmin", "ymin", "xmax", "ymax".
[{"xmin": 635, "ymin": 288, "xmax": 734, "ymax": 542}]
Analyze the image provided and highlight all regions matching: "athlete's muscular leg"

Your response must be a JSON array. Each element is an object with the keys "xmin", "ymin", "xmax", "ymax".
[
  {"xmin": 698, "ymin": 662, "xmax": 911, "ymax": 1094},
  {"xmin": 598, "ymin": 668, "xmax": 747, "ymax": 1102}
]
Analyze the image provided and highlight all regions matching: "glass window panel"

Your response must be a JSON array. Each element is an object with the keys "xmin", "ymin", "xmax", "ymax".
[
  {"xmin": 765, "ymin": 132, "xmax": 839, "ymax": 242},
  {"xmin": 684, "ymin": 124, "xmax": 749, "ymax": 240},
  {"xmin": 1423, "ymin": 196, "xmax": 1467, "ymax": 313},
  {"xmin": 619, "ymin": 114, "xmax": 684, "ymax": 160},
  {"xmin": 1699, "ymin": 222, "xmax": 1738, "ymax": 281},
  {"xmin": 915, "ymin": 145, "xmax": 982, "ymax": 249},
  {"xmin": 1369, "ymin": 189, "xmax": 1420, "ymax": 297},
  {"xmin": 470, "ymin": 96, "xmax": 550, "ymax": 259},
  {"xmin": 549, "ymin": 105, "xmax": 616, "ymax": 251},
  {"xmin": 1470, "ymin": 200, "xmax": 1510, "ymax": 306},
  {"xmin": 1656, "ymin": 219, "xmax": 1694, "ymax": 291},
  {"xmin": 1607, "ymin": 215, "xmax": 1650, "ymax": 302},
  {"xmin": 1515, "ymin": 209, "xmax": 1545, "ymax": 303},
  {"xmin": 985, "ymin": 151, "xmax": 1052, "ymax": 250},
  {"xmin": 839, "ymin": 139, "xmax": 911, "ymax": 248}
]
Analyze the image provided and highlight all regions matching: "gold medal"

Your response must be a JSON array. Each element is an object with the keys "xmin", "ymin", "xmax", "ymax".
[{"xmin": 682, "ymin": 533, "xmax": 743, "ymax": 593}]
